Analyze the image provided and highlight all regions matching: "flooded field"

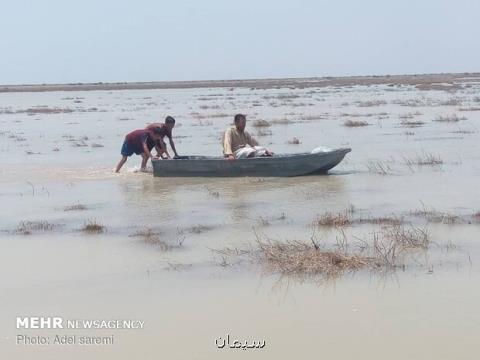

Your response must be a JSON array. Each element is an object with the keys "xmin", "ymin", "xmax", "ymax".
[{"xmin": 1, "ymin": 75, "xmax": 480, "ymax": 359}]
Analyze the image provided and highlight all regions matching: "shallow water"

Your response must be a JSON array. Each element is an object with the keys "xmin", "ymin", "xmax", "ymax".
[{"xmin": 1, "ymin": 82, "xmax": 480, "ymax": 359}]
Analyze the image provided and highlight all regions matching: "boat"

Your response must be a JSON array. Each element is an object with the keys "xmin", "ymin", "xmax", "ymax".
[{"xmin": 152, "ymin": 148, "xmax": 351, "ymax": 177}]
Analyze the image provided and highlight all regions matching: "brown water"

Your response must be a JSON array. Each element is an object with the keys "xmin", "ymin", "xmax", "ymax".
[{"xmin": 1, "ymin": 81, "xmax": 480, "ymax": 359}]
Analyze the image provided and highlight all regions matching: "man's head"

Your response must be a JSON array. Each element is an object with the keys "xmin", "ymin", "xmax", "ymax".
[
  {"xmin": 165, "ymin": 116, "xmax": 175, "ymax": 131},
  {"xmin": 234, "ymin": 114, "xmax": 246, "ymax": 132}
]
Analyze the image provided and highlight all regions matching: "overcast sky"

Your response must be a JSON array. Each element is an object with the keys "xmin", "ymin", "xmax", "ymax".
[{"xmin": 1, "ymin": 0, "xmax": 479, "ymax": 84}]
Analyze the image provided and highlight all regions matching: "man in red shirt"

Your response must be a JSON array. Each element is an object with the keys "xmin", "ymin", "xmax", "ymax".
[
  {"xmin": 145, "ymin": 116, "xmax": 179, "ymax": 159},
  {"xmin": 115, "ymin": 127, "xmax": 163, "ymax": 173}
]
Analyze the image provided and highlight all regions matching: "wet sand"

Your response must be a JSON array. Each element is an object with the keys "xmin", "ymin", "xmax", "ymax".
[{"xmin": 1, "ymin": 74, "xmax": 480, "ymax": 359}]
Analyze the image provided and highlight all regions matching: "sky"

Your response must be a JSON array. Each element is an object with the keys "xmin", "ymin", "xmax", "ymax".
[{"xmin": 1, "ymin": 0, "xmax": 479, "ymax": 85}]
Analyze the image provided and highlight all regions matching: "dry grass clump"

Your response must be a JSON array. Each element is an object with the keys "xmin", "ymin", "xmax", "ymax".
[
  {"xmin": 129, "ymin": 228, "xmax": 178, "ymax": 250},
  {"xmin": 458, "ymin": 107, "xmax": 480, "ymax": 111},
  {"xmin": 343, "ymin": 120, "xmax": 369, "ymax": 127},
  {"xmin": 392, "ymin": 98, "xmax": 428, "ymax": 107},
  {"xmin": 263, "ymin": 94, "xmax": 300, "ymax": 100},
  {"xmin": 17, "ymin": 107, "xmax": 74, "ymax": 114},
  {"xmin": 439, "ymin": 98, "xmax": 462, "ymax": 106},
  {"xmin": 64, "ymin": 204, "xmax": 87, "ymax": 211},
  {"xmin": 366, "ymin": 160, "xmax": 392, "ymax": 175},
  {"xmin": 450, "ymin": 128, "xmax": 476, "ymax": 134},
  {"xmin": 16, "ymin": 220, "xmax": 56, "ymax": 235},
  {"xmin": 356, "ymin": 100, "xmax": 387, "ymax": 107},
  {"xmin": 356, "ymin": 216, "xmax": 403, "ymax": 226},
  {"xmin": 210, "ymin": 113, "xmax": 230, "ymax": 118},
  {"xmin": 251, "ymin": 119, "xmax": 271, "ymax": 127},
  {"xmin": 404, "ymin": 152, "xmax": 443, "ymax": 167},
  {"xmin": 270, "ymin": 118, "xmax": 294, "ymax": 125},
  {"xmin": 410, "ymin": 208, "xmax": 459, "ymax": 224},
  {"xmin": 314, "ymin": 212, "xmax": 351, "ymax": 227},
  {"xmin": 299, "ymin": 114, "xmax": 328, "ymax": 121},
  {"xmin": 341, "ymin": 112, "xmax": 386, "ymax": 118},
  {"xmin": 81, "ymin": 220, "xmax": 105, "ymax": 234},
  {"xmin": 187, "ymin": 225, "xmax": 215, "ymax": 234},
  {"xmin": 237, "ymin": 224, "xmax": 430, "ymax": 276},
  {"xmin": 399, "ymin": 111, "xmax": 423, "ymax": 119},
  {"xmin": 400, "ymin": 119, "xmax": 425, "ymax": 127},
  {"xmin": 381, "ymin": 225, "xmax": 430, "ymax": 250},
  {"xmin": 199, "ymin": 104, "xmax": 221, "ymax": 110},
  {"xmin": 255, "ymin": 237, "xmax": 371, "ymax": 276},
  {"xmin": 433, "ymin": 114, "xmax": 466, "ymax": 122}
]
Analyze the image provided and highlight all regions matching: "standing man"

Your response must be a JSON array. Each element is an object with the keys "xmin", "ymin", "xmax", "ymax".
[
  {"xmin": 223, "ymin": 114, "xmax": 273, "ymax": 160},
  {"xmin": 146, "ymin": 116, "xmax": 179, "ymax": 159},
  {"xmin": 115, "ymin": 127, "xmax": 163, "ymax": 173}
]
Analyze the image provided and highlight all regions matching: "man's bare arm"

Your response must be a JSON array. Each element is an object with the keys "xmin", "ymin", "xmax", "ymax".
[{"xmin": 169, "ymin": 138, "xmax": 179, "ymax": 157}]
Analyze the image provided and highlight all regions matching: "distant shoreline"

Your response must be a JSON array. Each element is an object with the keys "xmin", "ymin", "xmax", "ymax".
[{"xmin": 1, "ymin": 72, "xmax": 479, "ymax": 93}]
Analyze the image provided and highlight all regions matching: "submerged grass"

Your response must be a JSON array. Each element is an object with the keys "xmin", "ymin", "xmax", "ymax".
[
  {"xmin": 81, "ymin": 220, "xmax": 105, "ymax": 234},
  {"xmin": 16, "ymin": 220, "xmax": 56, "ymax": 235},
  {"xmin": 366, "ymin": 160, "xmax": 393, "ymax": 175},
  {"xmin": 403, "ymin": 152, "xmax": 443, "ymax": 167},
  {"xmin": 64, "ymin": 204, "xmax": 88, "ymax": 211},
  {"xmin": 251, "ymin": 119, "xmax": 271, "ymax": 127},
  {"xmin": 215, "ymin": 224, "xmax": 431, "ymax": 278},
  {"xmin": 129, "ymin": 228, "xmax": 181, "ymax": 250},
  {"xmin": 343, "ymin": 120, "xmax": 369, "ymax": 127},
  {"xmin": 433, "ymin": 114, "xmax": 466, "ymax": 122}
]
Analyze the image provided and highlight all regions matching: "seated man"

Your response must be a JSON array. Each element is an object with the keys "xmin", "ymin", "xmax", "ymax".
[
  {"xmin": 145, "ymin": 116, "xmax": 179, "ymax": 159},
  {"xmin": 115, "ymin": 127, "xmax": 163, "ymax": 173},
  {"xmin": 223, "ymin": 114, "xmax": 273, "ymax": 160}
]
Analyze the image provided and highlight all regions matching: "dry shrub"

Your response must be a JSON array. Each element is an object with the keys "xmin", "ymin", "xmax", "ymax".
[{"xmin": 288, "ymin": 137, "xmax": 301, "ymax": 144}]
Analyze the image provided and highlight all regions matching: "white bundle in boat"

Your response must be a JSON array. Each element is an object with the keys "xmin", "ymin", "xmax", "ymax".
[{"xmin": 311, "ymin": 146, "xmax": 333, "ymax": 154}]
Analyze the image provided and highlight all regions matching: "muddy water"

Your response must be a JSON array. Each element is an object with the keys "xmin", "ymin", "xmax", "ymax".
[{"xmin": 1, "ymin": 82, "xmax": 480, "ymax": 359}]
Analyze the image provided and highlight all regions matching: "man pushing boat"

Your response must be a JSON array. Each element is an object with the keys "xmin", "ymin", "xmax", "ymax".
[
  {"xmin": 145, "ymin": 116, "xmax": 179, "ymax": 159},
  {"xmin": 223, "ymin": 114, "xmax": 274, "ymax": 160},
  {"xmin": 115, "ymin": 126, "xmax": 164, "ymax": 173}
]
